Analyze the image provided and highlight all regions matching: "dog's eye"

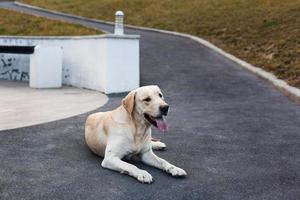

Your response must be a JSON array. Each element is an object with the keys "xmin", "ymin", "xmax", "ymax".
[
  {"xmin": 159, "ymin": 93, "xmax": 163, "ymax": 98},
  {"xmin": 143, "ymin": 97, "xmax": 151, "ymax": 102}
]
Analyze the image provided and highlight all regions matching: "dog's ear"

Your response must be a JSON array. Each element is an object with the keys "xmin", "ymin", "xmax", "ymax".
[{"xmin": 122, "ymin": 91, "xmax": 136, "ymax": 115}]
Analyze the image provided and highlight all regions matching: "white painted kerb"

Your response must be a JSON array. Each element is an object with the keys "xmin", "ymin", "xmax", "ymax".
[{"xmin": 0, "ymin": 34, "xmax": 140, "ymax": 94}]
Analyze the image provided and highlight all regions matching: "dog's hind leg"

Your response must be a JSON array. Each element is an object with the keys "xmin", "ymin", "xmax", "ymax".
[{"xmin": 151, "ymin": 140, "xmax": 166, "ymax": 151}]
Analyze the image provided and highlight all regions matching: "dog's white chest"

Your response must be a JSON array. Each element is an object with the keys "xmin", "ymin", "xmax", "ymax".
[
  {"xmin": 128, "ymin": 141, "xmax": 143, "ymax": 155},
  {"xmin": 127, "ymin": 136, "xmax": 149, "ymax": 156}
]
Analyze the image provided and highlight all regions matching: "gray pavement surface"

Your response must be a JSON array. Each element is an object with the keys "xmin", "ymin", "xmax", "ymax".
[
  {"xmin": 0, "ymin": 2, "xmax": 300, "ymax": 200},
  {"xmin": 0, "ymin": 80, "xmax": 107, "ymax": 131}
]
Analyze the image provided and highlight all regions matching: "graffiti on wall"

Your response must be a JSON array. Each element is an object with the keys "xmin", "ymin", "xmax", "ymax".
[
  {"xmin": 0, "ymin": 54, "xmax": 71, "ymax": 84},
  {"xmin": 0, "ymin": 55, "xmax": 29, "ymax": 81},
  {"xmin": 63, "ymin": 68, "xmax": 70, "ymax": 81}
]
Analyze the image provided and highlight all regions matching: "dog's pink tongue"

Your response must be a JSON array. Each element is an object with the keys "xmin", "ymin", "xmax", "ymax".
[{"xmin": 155, "ymin": 118, "xmax": 168, "ymax": 133}]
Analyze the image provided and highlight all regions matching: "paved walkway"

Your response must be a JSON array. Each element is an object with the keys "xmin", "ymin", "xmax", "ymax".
[
  {"xmin": 0, "ymin": 80, "xmax": 107, "ymax": 131},
  {"xmin": 0, "ymin": 2, "xmax": 300, "ymax": 200}
]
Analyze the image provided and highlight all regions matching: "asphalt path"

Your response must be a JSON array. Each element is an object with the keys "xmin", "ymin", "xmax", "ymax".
[{"xmin": 0, "ymin": 2, "xmax": 300, "ymax": 200}]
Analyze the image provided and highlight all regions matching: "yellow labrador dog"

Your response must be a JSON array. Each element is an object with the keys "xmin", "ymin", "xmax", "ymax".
[{"xmin": 85, "ymin": 85, "xmax": 187, "ymax": 183}]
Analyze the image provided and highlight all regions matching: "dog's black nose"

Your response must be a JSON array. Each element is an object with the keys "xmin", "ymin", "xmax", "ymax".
[{"xmin": 160, "ymin": 105, "xmax": 169, "ymax": 116}]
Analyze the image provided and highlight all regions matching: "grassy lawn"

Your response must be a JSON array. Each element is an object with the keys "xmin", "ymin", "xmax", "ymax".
[
  {"xmin": 0, "ymin": 8, "xmax": 101, "ymax": 36},
  {"xmin": 21, "ymin": 0, "xmax": 300, "ymax": 88}
]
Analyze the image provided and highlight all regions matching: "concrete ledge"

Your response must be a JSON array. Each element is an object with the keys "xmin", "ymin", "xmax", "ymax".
[
  {"xmin": 13, "ymin": 1, "xmax": 300, "ymax": 102},
  {"xmin": 0, "ymin": 33, "xmax": 140, "ymax": 94},
  {"xmin": 0, "ymin": 34, "xmax": 139, "ymax": 40}
]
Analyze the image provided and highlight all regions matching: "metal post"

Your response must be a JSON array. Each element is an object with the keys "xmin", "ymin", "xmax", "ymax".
[{"xmin": 114, "ymin": 10, "xmax": 124, "ymax": 35}]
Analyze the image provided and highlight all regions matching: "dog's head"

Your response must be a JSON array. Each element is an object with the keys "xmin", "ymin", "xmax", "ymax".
[{"xmin": 122, "ymin": 85, "xmax": 169, "ymax": 133}]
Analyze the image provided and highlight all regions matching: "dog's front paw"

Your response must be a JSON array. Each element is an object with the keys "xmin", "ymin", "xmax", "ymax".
[
  {"xmin": 151, "ymin": 141, "xmax": 167, "ymax": 151},
  {"xmin": 166, "ymin": 166, "xmax": 187, "ymax": 177},
  {"xmin": 136, "ymin": 170, "xmax": 153, "ymax": 184}
]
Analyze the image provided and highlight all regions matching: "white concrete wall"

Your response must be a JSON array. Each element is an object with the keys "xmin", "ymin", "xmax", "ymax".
[
  {"xmin": 104, "ymin": 36, "xmax": 140, "ymax": 93},
  {"xmin": 0, "ymin": 34, "xmax": 140, "ymax": 93},
  {"xmin": 30, "ymin": 46, "xmax": 63, "ymax": 88}
]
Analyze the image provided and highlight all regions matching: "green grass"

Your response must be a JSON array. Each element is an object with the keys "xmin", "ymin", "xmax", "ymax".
[
  {"xmin": 0, "ymin": 8, "xmax": 102, "ymax": 36},
  {"xmin": 20, "ymin": 0, "xmax": 300, "ymax": 87}
]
